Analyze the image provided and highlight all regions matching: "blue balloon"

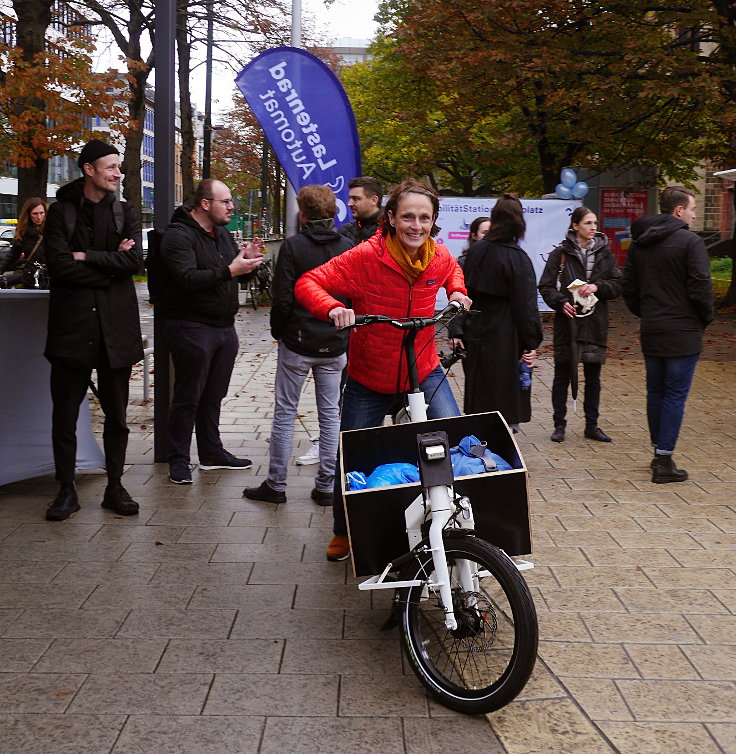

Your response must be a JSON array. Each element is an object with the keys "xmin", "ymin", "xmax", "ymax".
[
  {"xmin": 560, "ymin": 168, "xmax": 576, "ymax": 188},
  {"xmin": 572, "ymin": 181, "xmax": 589, "ymax": 198},
  {"xmin": 555, "ymin": 183, "xmax": 572, "ymax": 199}
]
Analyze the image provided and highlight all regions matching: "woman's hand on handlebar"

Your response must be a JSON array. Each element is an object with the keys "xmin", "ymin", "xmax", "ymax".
[
  {"xmin": 328, "ymin": 306, "xmax": 356, "ymax": 329},
  {"xmin": 449, "ymin": 291, "xmax": 472, "ymax": 311}
]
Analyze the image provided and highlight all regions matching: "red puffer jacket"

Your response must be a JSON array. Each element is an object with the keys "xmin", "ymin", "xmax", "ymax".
[{"xmin": 294, "ymin": 233, "xmax": 466, "ymax": 394}]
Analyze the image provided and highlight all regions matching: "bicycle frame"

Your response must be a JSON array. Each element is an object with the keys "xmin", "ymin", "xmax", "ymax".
[{"xmin": 355, "ymin": 302, "xmax": 480, "ymax": 631}]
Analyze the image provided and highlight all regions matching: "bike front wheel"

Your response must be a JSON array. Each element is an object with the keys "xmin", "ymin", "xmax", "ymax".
[{"xmin": 398, "ymin": 534, "xmax": 538, "ymax": 714}]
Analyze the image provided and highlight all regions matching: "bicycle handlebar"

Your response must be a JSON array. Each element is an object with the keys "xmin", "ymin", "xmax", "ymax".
[{"xmin": 342, "ymin": 300, "xmax": 465, "ymax": 331}]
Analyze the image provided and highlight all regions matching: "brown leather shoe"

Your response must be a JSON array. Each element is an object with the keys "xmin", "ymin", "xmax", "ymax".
[
  {"xmin": 652, "ymin": 455, "xmax": 688, "ymax": 484},
  {"xmin": 584, "ymin": 426, "xmax": 612, "ymax": 442},
  {"xmin": 326, "ymin": 535, "xmax": 350, "ymax": 562}
]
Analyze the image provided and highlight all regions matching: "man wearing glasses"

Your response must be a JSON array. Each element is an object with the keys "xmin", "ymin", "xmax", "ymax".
[{"xmin": 158, "ymin": 179, "xmax": 264, "ymax": 483}]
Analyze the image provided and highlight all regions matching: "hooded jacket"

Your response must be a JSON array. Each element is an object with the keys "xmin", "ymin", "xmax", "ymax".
[
  {"xmin": 338, "ymin": 210, "xmax": 380, "ymax": 245},
  {"xmin": 622, "ymin": 214, "xmax": 713, "ymax": 357},
  {"xmin": 44, "ymin": 177, "xmax": 143, "ymax": 369},
  {"xmin": 538, "ymin": 231, "xmax": 621, "ymax": 364},
  {"xmin": 156, "ymin": 205, "xmax": 242, "ymax": 327},
  {"xmin": 293, "ymin": 232, "xmax": 466, "ymax": 394},
  {"xmin": 270, "ymin": 219, "xmax": 353, "ymax": 357}
]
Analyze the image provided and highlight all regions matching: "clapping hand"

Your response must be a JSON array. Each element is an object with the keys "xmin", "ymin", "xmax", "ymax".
[
  {"xmin": 241, "ymin": 237, "xmax": 265, "ymax": 259},
  {"xmin": 229, "ymin": 242, "xmax": 263, "ymax": 277}
]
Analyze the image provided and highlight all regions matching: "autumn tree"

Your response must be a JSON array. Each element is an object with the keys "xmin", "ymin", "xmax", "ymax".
[
  {"xmin": 175, "ymin": 0, "xmax": 289, "ymax": 203},
  {"xmin": 710, "ymin": 0, "xmax": 736, "ymax": 305},
  {"xmin": 0, "ymin": 2, "xmax": 121, "ymax": 205},
  {"xmin": 341, "ymin": 35, "xmax": 541, "ymax": 195},
  {"xmin": 377, "ymin": 0, "xmax": 732, "ymax": 193}
]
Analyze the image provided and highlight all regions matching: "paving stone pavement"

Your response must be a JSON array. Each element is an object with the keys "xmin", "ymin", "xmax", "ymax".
[{"xmin": 0, "ymin": 284, "xmax": 734, "ymax": 753}]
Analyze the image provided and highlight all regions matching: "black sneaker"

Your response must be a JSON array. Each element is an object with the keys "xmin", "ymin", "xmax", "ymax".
[
  {"xmin": 101, "ymin": 485, "xmax": 140, "ymax": 516},
  {"xmin": 169, "ymin": 461, "xmax": 193, "ymax": 484},
  {"xmin": 200, "ymin": 451, "xmax": 252, "ymax": 470},
  {"xmin": 243, "ymin": 481, "xmax": 286, "ymax": 504},
  {"xmin": 46, "ymin": 487, "xmax": 80, "ymax": 521},
  {"xmin": 310, "ymin": 487, "xmax": 333, "ymax": 506}
]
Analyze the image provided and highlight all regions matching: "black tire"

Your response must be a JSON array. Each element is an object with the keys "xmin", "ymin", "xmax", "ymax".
[
  {"xmin": 248, "ymin": 278, "xmax": 260, "ymax": 310},
  {"xmin": 398, "ymin": 534, "xmax": 538, "ymax": 714}
]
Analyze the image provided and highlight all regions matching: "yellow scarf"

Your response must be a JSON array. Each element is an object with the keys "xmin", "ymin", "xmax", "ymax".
[{"xmin": 385, "ymin": 232, "xmax": 436, "ymax": 283}]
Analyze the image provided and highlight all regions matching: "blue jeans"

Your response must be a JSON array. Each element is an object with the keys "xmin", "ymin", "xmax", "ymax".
[
  {"xmin": 332, "ymin": 366, "xmax": 460, "ymax": 536},
  {"xmin": 267, "ymin": 343, "xmax": 346, "ymax": 493},
  {"xmin": 645, "ymin": 354, "xmax": 699, "ymax": 454}
]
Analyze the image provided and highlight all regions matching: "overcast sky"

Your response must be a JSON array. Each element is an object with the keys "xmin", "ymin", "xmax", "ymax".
[{"xmin": 93, "ymin": 1, "xmax": 380, "ymax": 117}]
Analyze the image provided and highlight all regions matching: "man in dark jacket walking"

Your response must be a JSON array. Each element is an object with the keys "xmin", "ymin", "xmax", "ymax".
[
  {"xmin": 622, "ymin": 186, "xmax": 714, "ymax": 483},
  {"xmin": 337, "ymin": 176, "xmax": 382, "ymax": 245},
  {"xmin": 244, "ymin": 185, "xmax": 352, "ymax": 505},
  {"xmin": 44, "ymin": 139, "xmax": 143, "ymax": 521},
  {"xmin": 157, "ymin": 179, "xmax": 263, "ymax": 484}
]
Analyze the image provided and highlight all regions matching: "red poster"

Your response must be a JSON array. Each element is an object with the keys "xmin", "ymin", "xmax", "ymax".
[{"xmin": 600, "ymin": 190, "xmax": 649, "ymax": 266}]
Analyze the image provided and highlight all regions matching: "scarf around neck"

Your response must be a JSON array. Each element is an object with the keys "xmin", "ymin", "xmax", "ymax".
[{"xmin": 384, "ymin": 232, "xmax": 436, "ymax": 283}]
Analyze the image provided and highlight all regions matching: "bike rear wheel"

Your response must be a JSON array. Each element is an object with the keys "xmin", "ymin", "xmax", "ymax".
[
  {"xmin": 398, "ymin": 534, "xmax": 538, "ymax": 714},
  {"xmin": 248, "ymin": 277, "xmax": 260, "ymax": 309}
]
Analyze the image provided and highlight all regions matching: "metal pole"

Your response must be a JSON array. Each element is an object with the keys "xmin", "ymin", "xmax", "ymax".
[
  {"xmin": 202, "ymin": 0, "xmax": 214, "ymax": 178},
  {"xmin": 152, "ymin": 0, "xmax": 176, "ymax": 462},
  {"xmin": 284, "ymin": 0, "xmax": 301, "ymax": 238},
  {"xmin": 260, "ymin": 138, "xmax": 269, "ymax": 235}
]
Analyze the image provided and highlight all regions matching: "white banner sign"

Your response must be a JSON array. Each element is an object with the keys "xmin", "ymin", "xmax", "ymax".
[{"xmin": 436, "ymin": 197, "xmax": 580, "ymax": 310}]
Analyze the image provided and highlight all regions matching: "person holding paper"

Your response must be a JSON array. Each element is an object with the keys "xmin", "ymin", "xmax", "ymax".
[{"xmin": 538, "ymin": 207, "xmax": 622, "ymax": 443}]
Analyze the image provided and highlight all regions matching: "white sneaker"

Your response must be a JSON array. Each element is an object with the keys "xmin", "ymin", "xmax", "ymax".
[{"xmin": 296, "ymin": 443, "xmax": 320, "ymax": 465}]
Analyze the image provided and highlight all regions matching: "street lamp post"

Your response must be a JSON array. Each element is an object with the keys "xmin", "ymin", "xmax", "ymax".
[
  {"xmin": 284, "ymin": 0, "xmax": 301, "ymax": 237},
  {"xmin": 202, "ymin": 0, "xmax": 214, "ymax": 178}
]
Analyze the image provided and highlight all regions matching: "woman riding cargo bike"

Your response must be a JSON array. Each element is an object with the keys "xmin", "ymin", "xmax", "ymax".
[{"xmin": 294, "ymin": 179, "xmax": 538, "ymax": 714}]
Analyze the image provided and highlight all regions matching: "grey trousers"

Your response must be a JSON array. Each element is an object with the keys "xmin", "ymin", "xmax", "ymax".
[{"xmin": 267, "ymin": 342, "xmax": 347, "ymax": 492}]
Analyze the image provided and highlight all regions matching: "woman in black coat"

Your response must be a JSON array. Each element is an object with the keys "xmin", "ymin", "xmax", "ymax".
[
  {"xmin": 0, "ymin": 197, "xmax": 47, "ymax": 288},
  {"xmin": 462, "ymin": 194, "xmax": 543, "ymax": 432},
  {"xmin": 538, "ymin": 206, "xmax": 622, "ymax": 443}
]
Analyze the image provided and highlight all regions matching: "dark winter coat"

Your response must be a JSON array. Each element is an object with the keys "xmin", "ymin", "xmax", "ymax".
[
  {"xmin": 270, "ymin": 219, "xmax": 352, "ymax": 358},
  {"xmin": 538, "ymin": 232, "xmax": 621, "ymax": 365},
  {"xmin": 44, "ymin": 177, "xmax": 143, "ymax": 369},
  {"xmin": 337, "ymin": 211, "xmax": 380, "ymax": 245},
  {"xmin": 462, "ymin": 239, "xmax": 543, "ymax": 423},
  {"xmin": 622, "ymin": 214, "xmax": 713, "ymax": 357},
  {"xmin": 156, "ymin": 205, "xmax": 243, "ymax": 327},
  {"xmin": 0, "ymin": 226, "xmax": 46, "ymax": 274}
]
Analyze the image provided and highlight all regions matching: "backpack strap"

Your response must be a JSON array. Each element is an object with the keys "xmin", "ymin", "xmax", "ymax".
[
  {"xmin": 62, "ymin": 198, "xmax": 125, "ymax": 242},
  {"xmin": 63, "ymin": 203, "xmax": 76, "ymax": 242},
  {"xmin": 112, "ymin": 198, "xmax": 124, "ymax": 235}
]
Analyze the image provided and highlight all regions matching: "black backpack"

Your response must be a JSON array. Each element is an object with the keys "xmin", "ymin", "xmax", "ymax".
[{"xmin": 145, "ymin": 222, "xmax": 189, "ymax": 305}]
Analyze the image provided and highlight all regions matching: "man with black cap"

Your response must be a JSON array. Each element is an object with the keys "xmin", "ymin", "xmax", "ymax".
[{"xmin": 43, "ymin": 138, "xmax": 143, "ymax": 521}]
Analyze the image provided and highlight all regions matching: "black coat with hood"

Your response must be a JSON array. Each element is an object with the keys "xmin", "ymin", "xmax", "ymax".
[
  {"xmin": 538, "ymin": 231, "xmax": 622, "ymax": 365},
  {"xmin": 622, "ymin": 214, "xmax": 713, "ymax": 357},
  {"xmin": 44, "ymin": 177, "xmax": 143, "ymax": 369},
  {"xmin": 462, "ymin": 239, "xmax": 543, "ymax": 423},
  {"xmin": 157, "ymin": 205, "xmax": 243, "ymax": 327},
  {"xmin": 270, "ymin": 219, "xmax": 352, "ymax": 357},
  {"xmin": 337, "ymin": 210, "xmax": 380, "ymax": 245}
]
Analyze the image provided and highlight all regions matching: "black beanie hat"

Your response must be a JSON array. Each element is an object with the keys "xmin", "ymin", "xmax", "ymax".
[{"xmin": 77, "ymin": 139, "xmax": 119, "ymax": 169}]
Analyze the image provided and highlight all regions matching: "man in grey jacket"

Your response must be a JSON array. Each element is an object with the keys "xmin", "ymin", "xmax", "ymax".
[{"xmin": 622, "ymin": 186, "xmax": 714, "ymax": 483}]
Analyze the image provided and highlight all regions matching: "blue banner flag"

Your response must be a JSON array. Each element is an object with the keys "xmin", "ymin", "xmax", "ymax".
[{"xmin": 235, "ymin": 47, "xmax": 361, "ymax": 227}]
